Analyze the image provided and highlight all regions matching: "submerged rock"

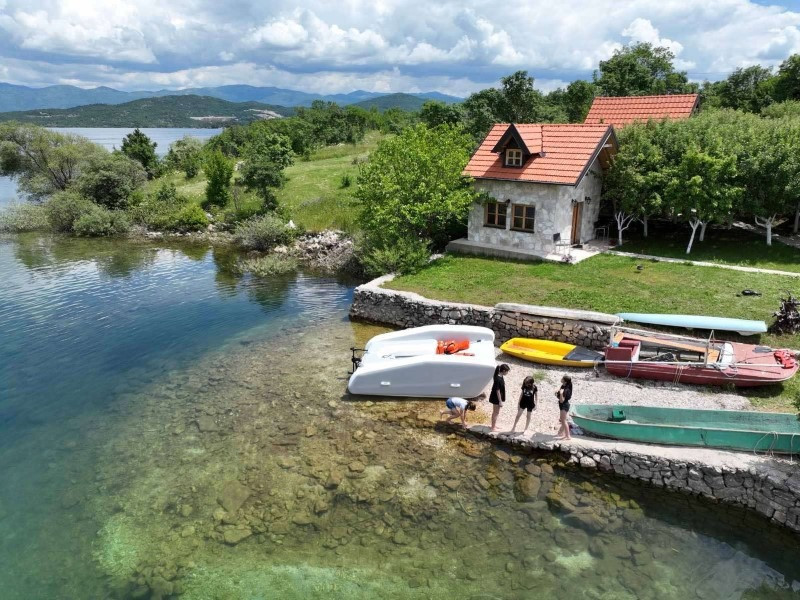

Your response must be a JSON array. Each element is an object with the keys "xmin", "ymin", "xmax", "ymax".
[
  {"xmin": 218, "ymin": 481, "xmax": 251, "ymax": 513},
  {"xmin": 515, "ymin": 475, "xmax": 541, "ymax": 501},
  {"xmin": 195, "ymin": 416, "xmax": 219, "ymax": 433},
  {"xmin": 223, "ymin": 526, "xmax": 252, "ymax": 545}
]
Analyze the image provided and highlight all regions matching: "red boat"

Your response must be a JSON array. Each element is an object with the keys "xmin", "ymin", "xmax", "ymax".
[{"xmin": 604, "ymin": 328, "xmax": 798, "ymax": 387}]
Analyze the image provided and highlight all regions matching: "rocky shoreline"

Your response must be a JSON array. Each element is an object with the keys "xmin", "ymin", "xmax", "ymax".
[
  {"xmin": 348, "ymin": 273, "xmax": 800, "ymax": 534},
  {"xmin": 134, "ymin": 227, "xmax": 358, "ymax": 274}
]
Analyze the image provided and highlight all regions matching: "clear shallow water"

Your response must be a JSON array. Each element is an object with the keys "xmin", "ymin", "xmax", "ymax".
[
  {"xmin": 1, "ymin": 234, "xmax": 799, "ymax": 600},
  {"xmin": 0, "ymin": 127, "xmax": 222, "ymax": 207}
]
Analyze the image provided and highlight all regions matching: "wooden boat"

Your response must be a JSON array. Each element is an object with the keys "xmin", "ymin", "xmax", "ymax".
[
  {"xmin": 572, "ymin": 404, "xmax": 800, "ymax": 454},
  {"xmin": 617, "ymin": 312, "xmax": 767, "ymax": 336},
  {"xmin": 500, "ymin": 338, "xmax": 602, "ymax": 368},
  {"xmin": 604, "ymin": 327, "xmax": 798, "ymax": 387},
  {"xmin": 347, "ymin": 325, "xmax": 497, "ymax": 398}
]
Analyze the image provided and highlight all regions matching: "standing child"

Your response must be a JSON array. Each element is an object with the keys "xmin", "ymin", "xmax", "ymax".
[
  {"xmin": 555, "ymin": 375, "xmax": 573, "ymax": 440},
  {"xmin": 511, "ymin": 375, "xmax": 538, "ymax": 434},
  {"xmin": 489, "ymin": 364, "xmax": 510, "ymax": 432},
  {"xmin": 440, "ymin": 397, "xmax": 476, "ymax": 428}
]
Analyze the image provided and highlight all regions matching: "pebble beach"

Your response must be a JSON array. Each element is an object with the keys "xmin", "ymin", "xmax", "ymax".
[{"xmin": 470, "ymin": 352, "xmax": 752, "ymax": 436}]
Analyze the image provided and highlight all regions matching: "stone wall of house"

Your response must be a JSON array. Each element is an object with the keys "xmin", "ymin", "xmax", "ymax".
[
  {"xmin": 349, "ymin": 275, "xmax": 616, "ymax": 349},
  {"xmin": 468, "ymin": 156, "xmax": 605, "ymax": 253},
  {"xmin": 479, "ymin": 431, "xmax": 800, "ymax": 534}
]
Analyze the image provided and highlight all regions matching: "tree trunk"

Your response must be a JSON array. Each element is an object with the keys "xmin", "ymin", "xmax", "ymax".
[
  {"xmin": 699, "ymin": 221, "xmax": 707, "ymax": 242},
  {"xmin": 615, "ymin": 211, "xmax": 633, "ymax": 246},
  {"xmin": 794, "ymin": 202, "xmax": 800, "ymax": 235},
  {"xmin": 686, "ymin": 219, "xmax": 702, "ymax": 254},
  {"xmin": 642, "ymin": 215, "xmax": 648, "ymax": 237},
  {"xmin": 754, "ymin": 215, "xmax": 775, "ymax": 246}
]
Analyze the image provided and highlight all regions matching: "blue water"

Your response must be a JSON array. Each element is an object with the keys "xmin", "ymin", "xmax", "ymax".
[
  {"xmin": 0, "ymin": 127, "xmax": 222, "ymax": 207},
  {"xmin": 1, "ymin": 234, "xmax": 799, "ymax": 600}
]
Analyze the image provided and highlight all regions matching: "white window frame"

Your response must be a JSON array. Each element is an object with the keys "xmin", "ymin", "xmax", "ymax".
[{"xmin": 505, "ymin": 148, "xmax": 522, "ymax": 167}]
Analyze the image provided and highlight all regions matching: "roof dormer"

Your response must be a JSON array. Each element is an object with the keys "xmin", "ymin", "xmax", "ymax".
[{"xmin": 491, "ymin": 123, "xmax": 544, "ymax": 168}]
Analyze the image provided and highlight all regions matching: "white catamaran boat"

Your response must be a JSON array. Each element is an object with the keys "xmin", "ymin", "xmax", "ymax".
[{"xmin": 347, "ymin": 325, "xmax": 497, "ymax": 398}]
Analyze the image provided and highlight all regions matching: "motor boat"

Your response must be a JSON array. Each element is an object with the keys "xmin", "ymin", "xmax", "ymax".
[
  {"xmin": 604, "ymin": 327, "xmax": 798, "ymax": 387},
  {"xmin": 347, "ymin": 325, "xmax": 497, "ymax": 398}
]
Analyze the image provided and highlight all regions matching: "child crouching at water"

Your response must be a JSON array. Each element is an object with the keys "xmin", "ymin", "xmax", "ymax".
[{"xmin": 440, "ymin": 397, "xmax": 476, "ymax": 428}]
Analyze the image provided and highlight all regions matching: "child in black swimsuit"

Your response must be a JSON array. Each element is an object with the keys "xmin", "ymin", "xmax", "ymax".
[
  {"xmin": 555, "ymin": 375, "xmax": 573, "ymax": 440},
  {"xmin": 489, "ymin": 364, "xmax": 510, "ymax": 432},
  {"xmin": 511, "ymin": 375, "xmax": 538, "ymax": 435}
]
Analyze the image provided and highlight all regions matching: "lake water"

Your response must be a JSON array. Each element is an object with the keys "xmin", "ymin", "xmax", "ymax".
[
  {"xmin": 1, "ymin": 233, "xmax": 799, "ymax": 600},
  {"xmin": 0, "ymin": 128, "xmax": 222, "ymax": 207}
]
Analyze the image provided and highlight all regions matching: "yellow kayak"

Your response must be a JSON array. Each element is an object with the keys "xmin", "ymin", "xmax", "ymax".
[{"xmin": 500, "ymin": 338, "xmax": 602, "ymax": 368}]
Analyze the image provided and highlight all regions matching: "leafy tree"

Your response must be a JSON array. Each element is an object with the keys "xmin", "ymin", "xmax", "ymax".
[
  {"xmin": 0, "ymin": 123, "xmax": 104, "ymax": 201},
  {"xmin": 496, "ymin": 71, "xmax": 544, "ymax": 123},
  {"xmin": 380, "ymin": 107, "xmax": 417, "ymax": 134},
  {"xmin": 562, "ymin": 80, "xmax": 597, "ymax": 122},
  {"xmin": 121, "ymin": 128, "xmax": 159, "ymax": 178},
  {"xmin": 774, "ymin": 54, "xmax": 800, "ymax": 102},
  {"xmin": 419, "ymin": 101, "xmax": 464, "ymax": 128},
  {"xmin": 76, "ymin": 153, "xmax": 147, "ymax": 209},
  {"xmin": 664, "ymin": 146, "xmax": 742, "ymax": 253},
  {"xmin": 715, "ymin": 66, "xmax": 775, "ymax": 113},
  {"xmin": 295, "ymin": 101, "xmax": 368, "ymax": 146},
  {"xmin": 165, "ymin": 136, "xmax": 204, "ymax": 178},
  {"xmin": 240, "ymin": 132, "xmax": 294, "ymax": 210},
  {"xmin": 462, "ymin": 87, "xmax": 505, "ymax": 141},
  {"xmin": 594, "ymin": 43, "xmax": 695, "ymax": 96},
  {"xmin": 204, "ymin": 150, "xmax": 234, "ymax": 207},
  {"xmin": 604, "ymin": 122, "xmax": 665, "ymax": 242},
  {"xmin": 355, "ymin": 124, "xmax": 478, "ymax": 254},
  {"xmin": 762, "ymin": 100, "xmax": 800, "ymax": 119}
]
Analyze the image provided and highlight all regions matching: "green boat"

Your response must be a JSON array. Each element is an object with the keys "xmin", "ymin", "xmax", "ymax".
[{"xmin": 572, "ymin": 404, "xmax": 800, "ymax": 454}]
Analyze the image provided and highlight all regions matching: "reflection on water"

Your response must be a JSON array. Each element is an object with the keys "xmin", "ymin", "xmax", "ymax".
[{"xmin": 0, "ymin": 234, "xmax": 799, "ymax": 600}]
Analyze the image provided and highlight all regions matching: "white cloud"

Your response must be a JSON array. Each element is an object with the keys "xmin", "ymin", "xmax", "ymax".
[{"xmin": 0, "ymin": 0, "xmax": 798, "ymax": 95}]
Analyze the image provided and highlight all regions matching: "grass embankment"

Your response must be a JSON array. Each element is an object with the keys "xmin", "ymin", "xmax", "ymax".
[
  {"xmin": 145, "ymin": 132, "xmax": 381, "ymax": 233},
  {"xmin": 387, "ymin": 254, "xmax": 800, "ymax": 411},
  {"xmin": 617, "ymin": 225, "xmax": 800, "ymax": 274}
]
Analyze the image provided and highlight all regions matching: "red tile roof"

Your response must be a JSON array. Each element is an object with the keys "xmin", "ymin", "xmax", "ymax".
[
  {"xmin": 464, "ymin": 123, "xmax": 616, "ymax": 185},
  {"xmin": 584, "ymin": 94, "xmax": 698, "ymax": 128}
]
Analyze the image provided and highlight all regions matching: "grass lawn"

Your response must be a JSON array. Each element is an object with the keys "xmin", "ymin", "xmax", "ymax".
[
  {"xmin": 617, "ymin": 223, "xmax": 800, "ymax": 274},
  {"xmin": 387, "ymin": 253, "xmax": 800, "ymax": 411},
  {"xmin": 276, "ymin": 131, "xmax": 384, "ymax": 233}
]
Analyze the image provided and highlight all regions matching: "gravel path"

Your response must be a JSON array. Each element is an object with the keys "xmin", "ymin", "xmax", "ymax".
[{"xmin": 467, "ymin": 351, "xmax": 751, "ymax": 436}]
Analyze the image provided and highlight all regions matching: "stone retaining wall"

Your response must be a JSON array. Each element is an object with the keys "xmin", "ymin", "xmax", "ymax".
[
  {"xmin": 478, "ymin": 431, "xmax": 800, "ymax": 534},
  {"xmin": 349, "ymin": 275, "xmax": 617, "ymax": 349}
]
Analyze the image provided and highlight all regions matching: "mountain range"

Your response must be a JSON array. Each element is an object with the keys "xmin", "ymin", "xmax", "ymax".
[
  {"xmin": 0, "ymin": 95, "xmax": 294, "ymax": 128},
  {"xmin": 0, "ymin": 82, "xmax": 461, "ymax": 113}
]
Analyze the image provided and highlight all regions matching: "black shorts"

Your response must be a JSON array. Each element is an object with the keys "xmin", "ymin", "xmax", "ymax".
[
  {"xmin": 520, "ymin": 399, "xmax": 535, "ymax": 412},
  {"xmin": 559, "ymin": 402, "xmax": 571, "ymax": 413}
]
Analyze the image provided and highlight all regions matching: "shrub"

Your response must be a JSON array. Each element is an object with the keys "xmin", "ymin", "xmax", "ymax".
[
  {"xmin": 172, "ymin": 204, "xmax": 209, "ymax": 232},
  {"xmin": 360, "ymin": 236, "xmax": 430, "ymax": 277},
  {"xmin": 73, "ymin": 205, "xmax": 130, "ymax": 237},
  {"xmin": 0, "ymin": 203, "xmax": 49, "ymax": 232},
  {"xmin": 127, "ymin": 182, "xmax": 193, "ymax": 231},
  {"xmin": 233, "ymin": 214, "xmax": 294, "ymax": 251},
  {"xmin": 234, "ymin": 254, "xmax": 298, "ymax": 276},
  {"xmin": 44, "ymin": 191, "xmax": 97, "ymax": 232},
  {"xmin": 204, "ymin": 150, "xmax": 234, "ymax": 207},
  {"xmin": 76, "ymin": 153, "xmax": 147, "ymax": 209},
  {"xmin": 340, "ymin": 173, "xmax": 352, "ymax": 188}
]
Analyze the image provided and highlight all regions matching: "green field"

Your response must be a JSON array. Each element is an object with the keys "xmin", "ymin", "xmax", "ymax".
[
  {"xmin": 387, "ymin": 253, "xmax": 800, "ymax": 411},
  {"xmin": 276, "ymin": 131, "xmax": 383, "ymax": 232},
  {"xmin": 147, "ymin": 132, "xmax": 382, "ymax": 232},
  {"xmin": 617, "ymin": 225, "xmax": 800, "ymax": 274}
]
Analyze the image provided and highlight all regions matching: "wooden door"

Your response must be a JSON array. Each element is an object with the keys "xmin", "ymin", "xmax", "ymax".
[{"xmin": 570, "ymin": 202, "xmax": 583, "ymax": 245}]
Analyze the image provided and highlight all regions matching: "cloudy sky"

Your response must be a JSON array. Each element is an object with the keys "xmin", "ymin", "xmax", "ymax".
[{"xmin": 0, "ymin": 0, "xmax": 799, "ymax": 95}]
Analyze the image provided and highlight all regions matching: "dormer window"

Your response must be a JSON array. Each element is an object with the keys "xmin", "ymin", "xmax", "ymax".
[{"xmin": 505, "ymin": 148, "xmax": 522, "ymax": 167}]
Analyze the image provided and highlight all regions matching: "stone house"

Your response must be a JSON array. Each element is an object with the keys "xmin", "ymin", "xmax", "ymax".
[{"xmin": 449, "ymin": 123, "xmax": 618, "ymax": 260}]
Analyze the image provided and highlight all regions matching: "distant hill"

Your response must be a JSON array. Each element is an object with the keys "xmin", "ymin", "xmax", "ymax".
[
  {"xmin": 0, "ymin": 95, "xmax": 294, "ymax": 128},
  {"xmin": 351, "ymin": 93, "xmax": 443, "ymax": 112},
  {"xmin": 0, "ymin": 82, "xmax": 462, "ymax": 112}
]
